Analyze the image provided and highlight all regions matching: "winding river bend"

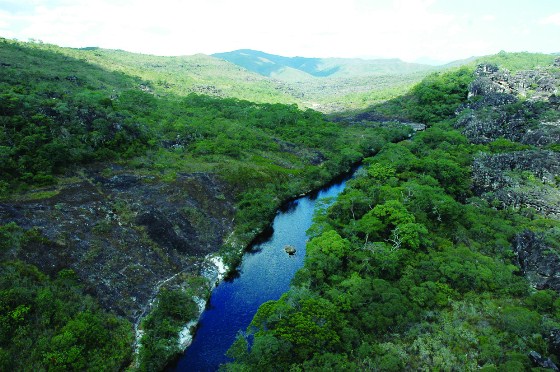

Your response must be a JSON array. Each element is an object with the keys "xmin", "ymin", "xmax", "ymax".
[{"xmin": 168, "ymin": 169, "xmax": 359, "ymax": 371}]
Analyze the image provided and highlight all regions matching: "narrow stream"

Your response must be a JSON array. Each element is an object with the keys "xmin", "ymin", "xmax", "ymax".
[{"xmin": 168, "ymin": 169, "xmax": 359, "ymax": 371}]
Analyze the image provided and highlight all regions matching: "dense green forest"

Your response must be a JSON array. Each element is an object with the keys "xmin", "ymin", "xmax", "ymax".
[
  {"xmin": 0, "ymin": 249, "xmax": 132, "ymax": 370},
  {"xmin": 226, "ymin": 61, "xmax": 560, "ymax": 370}
]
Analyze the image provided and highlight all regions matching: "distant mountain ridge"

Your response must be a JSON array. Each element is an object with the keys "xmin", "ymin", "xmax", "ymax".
[
  {"xmin": 212, "ymin": 49, "xmax": 435, "ymax": 80},
  {"xmin": 213, "ymin": 49, "xmax": 340, "ymax": 77}
]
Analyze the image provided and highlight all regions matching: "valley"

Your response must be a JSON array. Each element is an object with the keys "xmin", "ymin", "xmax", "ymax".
[{"xmin": 0, "ymin": 37, "xmax": 559, "ymax": 371}]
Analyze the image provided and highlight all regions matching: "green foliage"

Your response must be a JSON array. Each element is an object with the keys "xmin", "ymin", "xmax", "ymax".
[
  {"xmin": 0, "ymin": 260, "xmax": 132, "ymax": 371},
  {"xmin": 408, "ymin": 67, "xmax": 474, "ymax": 123},
  {"xmin": 4, "ymin": 40, "xmax": 559, "ymax": 371},
  {"xmin": 0, "ymin": 42, "xmax": 153, "ymax": 193},
  {"xmin": 0, "ymin": 39, "xmax": 416, "ymax": 369},
  {"xmin": 474, "ymin": 51, "xmax": 556, "ymax": 73},
  {"xmin": 367, "ymin": 163, "xmax": 396, "ymax": 181},
  {"xmin": 307, "ymin": 230, "xmax": 350, "ymax": 260},
  {"xmin": 371, "ymin": 67, "xmax": 475, "ymax": 125},
  {"xmin": 488, "ymin": 138, "xmax": 533, "ymax": 153},
  {"xmin": 500, "ymin": 306, "xmax": 542, "ymax": 337},
  {"xmin": 138, "ymin": 288, "xmax": 198, "ymax": 371},
  {"xmin": 0, "ymin": 222, "xmax": 24, "ymax": 252},
  {"xmin": 228, "ymin": 291, "xmax": 346, "ymax": 369}
]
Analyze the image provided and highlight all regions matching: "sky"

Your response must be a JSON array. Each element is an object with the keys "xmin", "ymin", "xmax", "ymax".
[{"xmin": 0, "ymin": 0, "xmax": 559, "ymax": 64}]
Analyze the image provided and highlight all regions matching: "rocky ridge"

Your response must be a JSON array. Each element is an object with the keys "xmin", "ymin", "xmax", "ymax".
[{"xmin": 472, "ymin": 150, "xmax": 560, "ymax": 218}]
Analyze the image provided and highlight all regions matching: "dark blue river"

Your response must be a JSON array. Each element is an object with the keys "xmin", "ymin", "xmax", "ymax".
[{"xmin": 168, "ymin": 170, "xmax": 358, "ymax": 371}]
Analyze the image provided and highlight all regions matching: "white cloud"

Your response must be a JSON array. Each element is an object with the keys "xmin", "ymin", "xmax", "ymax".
[{"xmin": 541, "ymin": 12, "xmax": 560, "ymax": 26}]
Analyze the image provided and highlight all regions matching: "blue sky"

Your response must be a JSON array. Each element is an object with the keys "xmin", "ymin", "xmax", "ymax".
[{"xmin": 0, "ymin": 0, "xmax": 558, "ymax": 63}]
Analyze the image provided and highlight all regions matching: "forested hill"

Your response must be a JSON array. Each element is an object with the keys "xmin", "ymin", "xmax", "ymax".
[
  {"xmin": 211, "ymin": 49, "xmax": 441, "ymax": 113},
  {"xmin": 1, "ymin": 40, "xmax": 302, "ymax": 105},
  {"xmin": 226, "ymin": 56, "xmax": 560, "ymax": 370},
  {"xmin": 0, "ymin": 40, "xmax": 440, "ymax": 114}
]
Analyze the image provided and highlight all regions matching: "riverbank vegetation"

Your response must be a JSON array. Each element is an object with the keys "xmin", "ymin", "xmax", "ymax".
[{"xmin": 226, "ymin": 62, "xmax": 560, "ymax": 370}]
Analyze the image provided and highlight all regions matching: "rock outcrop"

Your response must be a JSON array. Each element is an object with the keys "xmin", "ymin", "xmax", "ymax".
[
  {"xmin": 549, "ymin": 329, "xmax": 560, "ymax": 358},
  {"xmin": 456, "ymin": 62, "xmax": 560, "ymax": 146},
  {"xmin": 528, "ymin": 351, "xmax": 559, "ymax": 371},
  {"xmin": 513, "ymin": 230, "xmax": 560, "ymax": 292},
  {"xmin": 469, "ymin": 63, "xmax": 559, "ymax": 100},
  {"xmin": 471, "ymin": 150, "xmax": 560, "ymax": 218},
  {"xmin": 462, "ymin": 61, "xmax": 560, "ymax": 311},
  {"xmin": 0, "ymin": 169, "xmax": 235, "ymax": 322},
  {"xmin": 284, "ymin": 245, "xmax": 296, "ymax": 255}
]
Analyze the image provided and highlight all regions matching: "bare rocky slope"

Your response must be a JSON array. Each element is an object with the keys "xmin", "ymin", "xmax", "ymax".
[{"xmin": 0, "ymin": 168, "xmax": 235, "ymax": 322}]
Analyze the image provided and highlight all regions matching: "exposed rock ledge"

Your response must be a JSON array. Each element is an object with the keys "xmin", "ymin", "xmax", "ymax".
[
  {"xmin": 175, "ymin": 255, "xmax": 227, "ymax": 350},
  {"xmin": 513, "ymin": 230, "xmax": 560, "ymax": 292}
]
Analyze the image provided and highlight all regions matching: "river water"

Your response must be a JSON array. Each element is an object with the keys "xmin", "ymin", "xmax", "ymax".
[{"xmin": 168, "ymin": 169, "xmax": 358, "ymax": 371}]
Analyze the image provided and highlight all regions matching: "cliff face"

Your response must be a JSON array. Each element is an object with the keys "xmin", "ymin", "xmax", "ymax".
[
  {"xmin": 457, "ymin": 62, "xmax": 560, "ymax": 215},
  {"xmin": 472, "ymin": 150, "xmax": 560, "ymax": 218},
  {"xmin": 513, "ymin": 230, "xmax": 560, "ymax": 292},
  {"xmin": 0, "ymin": 168, "xmax": 235, "ymax": 322}
]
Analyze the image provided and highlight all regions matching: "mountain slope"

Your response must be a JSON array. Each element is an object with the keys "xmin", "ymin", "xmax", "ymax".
[
  {"xmin": 211, "ymin": 49, "xmax": 442, "ymax": 113},
  {"xmin": 71, "ymin": 48, "xmax": 303, "ymax": 104},
  {"xmin": 7, "ymin": 43, "xmax": 436, "ymax": 114},
  {"xmin": 212, "ymin": 49, "xmax": 435, "ymax": 79},
  {"xmin": 6, "ymin": 42, "xmax": 302, "ymax": 105},
  {"xmin": 212, "ymin": 49, "xmax": 340, "ymax": 78}
]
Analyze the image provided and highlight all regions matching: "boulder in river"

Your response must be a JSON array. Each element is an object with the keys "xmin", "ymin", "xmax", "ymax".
[{"xmin": 284, "ymin": 245, "xmax": 296, "ymax": 255}]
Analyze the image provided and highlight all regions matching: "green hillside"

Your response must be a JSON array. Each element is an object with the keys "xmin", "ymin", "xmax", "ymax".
[
  {"xmin": 2, "ymin": 37, "xmax": 559, "ymax": 371},
  {"xmin": 350, "ymin": 51, "xmax": 559, "ymax": 121},
  {"xmin": 473, "ymin": 51, "xmax": 556, "ymax": 72},
  {"xmin": 0, "ymin": 41, "xmax": 443, "ymax": 117},
  {"xmin": 7, "ymin": 42, "xmax": 301, "ymax": 105},
  {"xmin": 211, "ymin": 49, "xmax": 441, "ymax": 113}
]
